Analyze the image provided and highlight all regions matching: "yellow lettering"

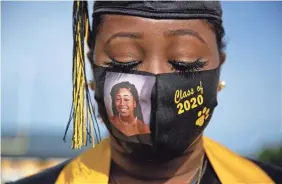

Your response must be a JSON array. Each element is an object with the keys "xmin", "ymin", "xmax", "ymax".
[
  {"xmin": 190, "ymin": 97, "xmax": 197, "ymax": 108},
  {"xmin": 197, "ymin": 95, "xmax": 203, "ymax": 105},
  {"xmin": 177, "ymin": 103, "xmax": 184, "ymax": 114},
  {"xmin": 184, "ymin": 100, "xmax": 191, "ymax": 111},
  {"xmin": 183, "ymin": 91, "xmax": 187, "ymax": 98},
  {"xmin": 197, "ymin": 81, "xmax": 204, "ymax": 94},
  {"xmin": 191, "ymin": 88, "xmax": 194, "ymax": 95},
  {"xmin": 174, "ymin": 90, "xmax": 180, "ymax": 104},
  {"xmin": 175, "ymin": 83, "xmax": 204, "ymax": 115},
  {"xmin": 176, "ymin": 94, "xmax": 205, "ymax": 115}
]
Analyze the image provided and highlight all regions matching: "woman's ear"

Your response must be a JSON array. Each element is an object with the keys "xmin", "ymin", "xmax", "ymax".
[
  {"xmin": 217, "ymin": 52, "xmax": 226, "ymax": 92},
  {"xmin": 219, "ymin": 52, "xmax": 226, "ymax": 67}
]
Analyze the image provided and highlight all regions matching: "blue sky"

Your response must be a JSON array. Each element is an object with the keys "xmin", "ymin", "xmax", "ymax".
[{"xmin": 2, "ymin": 1, "xmax": 282, "ymax": 156}]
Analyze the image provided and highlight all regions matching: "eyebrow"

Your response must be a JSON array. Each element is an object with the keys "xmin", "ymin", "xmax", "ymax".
[
  {"xmin": 164, "ymin": 29, "xmax": 206, "ymax": 44},
  {"xmin": 116, "ymin": 94, "xmax": 130, "ymax": 97},
  {"xmin": 106, "ymin": 32, "xmax": 143, "ymax": 45}
]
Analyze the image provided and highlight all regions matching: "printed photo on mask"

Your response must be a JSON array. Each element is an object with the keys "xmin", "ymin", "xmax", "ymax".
[{"xmin": 104, "ymin": 72, "xmax": 155, "ymax": 136}]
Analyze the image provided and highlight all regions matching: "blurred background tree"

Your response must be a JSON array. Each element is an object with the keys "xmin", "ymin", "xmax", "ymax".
[{"xmin": 257, "ymin": 144, "xmax": 282, "ymax": 168}]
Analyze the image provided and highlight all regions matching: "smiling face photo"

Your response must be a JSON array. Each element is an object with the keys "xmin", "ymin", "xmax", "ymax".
[
  {"xmin": 104, "ymin": 72, "xmax": 155, "ymax": 136},
  {"xmin": 115, "ymin": 87, "xmax": 136, "ymax": 118}
]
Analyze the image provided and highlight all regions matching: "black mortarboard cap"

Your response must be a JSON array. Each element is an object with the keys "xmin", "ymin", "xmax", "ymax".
[{"xmin": 93, "ymin": 1, "xmax": 222, "ymax": 21}]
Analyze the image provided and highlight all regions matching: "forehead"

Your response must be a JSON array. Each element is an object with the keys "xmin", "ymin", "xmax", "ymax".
[
  {"xmin": 98, "ymin": 15, "xmax": 216, "ymax": 43},
  {"xmin": 116, "ymin": 88, "xmax": 132, "ymax": 95}
]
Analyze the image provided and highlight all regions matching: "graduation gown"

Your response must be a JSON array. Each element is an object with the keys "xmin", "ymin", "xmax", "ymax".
[{"xmin": 7, "ymin": 137, "xmax": 282, "ymax": 184}]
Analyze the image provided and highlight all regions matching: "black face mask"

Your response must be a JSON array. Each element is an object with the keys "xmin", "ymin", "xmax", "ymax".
[{"xmin": 94, "ymin": 65, "xmax": 219, "ymax": 162}]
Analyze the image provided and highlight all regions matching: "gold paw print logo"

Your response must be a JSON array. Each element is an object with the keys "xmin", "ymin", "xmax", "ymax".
[{"xmin": 195, "ymin": 107, "xmax": 210, "ymax": 126}]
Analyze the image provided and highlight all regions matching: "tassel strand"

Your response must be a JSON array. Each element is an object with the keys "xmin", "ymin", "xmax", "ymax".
[{"xmin": 63, "ymin": 1, "xmax": 101, "ymax": 149}]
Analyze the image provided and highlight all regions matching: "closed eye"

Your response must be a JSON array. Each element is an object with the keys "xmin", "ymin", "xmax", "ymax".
[
  {"xmin": 103, "ymin": 58, "xmax": 207, "ymax": 72},
  {"xmin": 168, "ymin": 59, "xmax": 208, "ymax": 72},
  {"xmin": 103, "ymin": 58, "xmax": 141, "ymax": 70}
]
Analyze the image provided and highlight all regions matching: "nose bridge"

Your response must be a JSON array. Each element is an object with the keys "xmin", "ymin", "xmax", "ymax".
[
  {"xmin": 120, "ymin": 98, "xmax": 126, "ymax": 105},
  {"xmin": 139, "ymin": 55, "xmax": 171, "ymax": 74}
]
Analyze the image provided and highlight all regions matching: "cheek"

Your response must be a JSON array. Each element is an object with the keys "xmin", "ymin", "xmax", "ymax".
[
  {"xmin": 126, "ymin": 100, "xmax": 133, "ymax": 109},
  {"xmin": 205, "ymin": 42, "xmax": 221, "ymax": 69},
  {"xmin": 115, "ymin": 99, "xmax": 120, "ymax": 106},
  {"xmin": 93, "ymin": 39, "xmax": 108, "ymax": 66},
  {"xmin": 209, "ymin": 47, "xmax": 220, "ymax": 69}
]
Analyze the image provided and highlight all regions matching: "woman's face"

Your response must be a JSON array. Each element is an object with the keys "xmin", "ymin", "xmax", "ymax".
[
  {"xmin": 115, "ymin": 88, "xmax": 136, "ymax": 117},
  {"xmin": 94, "ymin": 15, "xmax": 223, "ymax": 74}
]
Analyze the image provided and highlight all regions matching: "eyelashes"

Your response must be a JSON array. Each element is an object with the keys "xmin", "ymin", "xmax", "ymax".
[
  {"xmin": 168, "ymin": 59, "xmax": 208, "ymax": 72},
  {"xmin": 103, "ymin": 58, "xmax": 207, "ymax": 72},
  {"xmin": 103, "ymin": 58, "xmax": 141, "ymax": 70}
]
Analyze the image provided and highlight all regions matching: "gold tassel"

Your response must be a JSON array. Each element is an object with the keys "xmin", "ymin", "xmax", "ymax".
[{"xmin": 64, "ymin": 0, "xmax": 100, "ymax": 149}]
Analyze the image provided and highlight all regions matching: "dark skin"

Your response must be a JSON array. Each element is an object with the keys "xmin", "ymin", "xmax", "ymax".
[
  {"xmin": 93, "ymin": 15, "xmax": 225, "ymax": 74},
  {"xmin": 91, "ymin": 15, "xmax": 226, "ymax": 183}
]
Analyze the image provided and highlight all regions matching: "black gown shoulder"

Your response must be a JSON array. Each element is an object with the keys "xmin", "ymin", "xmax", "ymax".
[
  {"xmin": 6, "ymin": 157, "xmax": 282, "ymax": 184},
  {"xmin": 5, "ymin": 159, "xmax": 71, "ymax": 184},
  {"xmin": 201, "ymin": 157, "xmax": 282, "ymax": 184},
  {"xmin": 249, "ymin": 158, "xmax": 282, "ymax": 183}
]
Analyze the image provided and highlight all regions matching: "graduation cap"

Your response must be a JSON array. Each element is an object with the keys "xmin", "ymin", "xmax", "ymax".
[{"xmin": 65, "ymin": 1, "xmax": 223, "ymax": 149}]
